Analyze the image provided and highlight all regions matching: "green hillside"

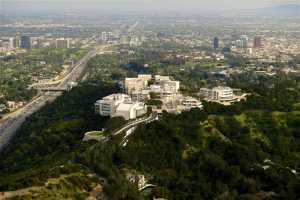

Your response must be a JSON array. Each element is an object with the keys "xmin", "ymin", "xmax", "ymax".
[{"xmin": 0, "ymin": 79, "xmax": 299, "ymax": 199}]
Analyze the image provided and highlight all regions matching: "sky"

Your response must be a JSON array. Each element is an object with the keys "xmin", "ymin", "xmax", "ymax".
[
  {"xmin": 1, "ymin": 0, "xmax": 300, "ymax": 15},
  {"xmin": 4, "ymin": 0, "xmax": 300, "ymax": 8}
]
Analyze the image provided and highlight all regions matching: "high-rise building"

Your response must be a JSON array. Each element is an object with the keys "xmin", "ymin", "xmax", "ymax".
[
  {"xmin": 240, "ymin": 35, "xmax": 248, "ymax": 49},
  {"xmin": 213, "ymin": 37, "xmax": 219, "ymax": 49},
  {"xmin": 108, "ymin": 32, "xmax": 113, "ymax": 42},
  {"xmin": 235, "ymin": 39, "xmax": 242, "ymax": 48},
  {"xmin": 253, "ymin": 36, "xmax": 262, "ymax": 48},
  {"xmin": 56, "ymin": 38, "xmax": 70, "ymax": 48},
  {"xmin": 0, "ymin": 37, "xmax": 14, "ymax": 48},
  {"xmin": 20, "ymin": 36, "xmax": 31, "ymax": 49},
  {"xmin": 13, "ymin": 37, "xmax": 20, "ymax": 48},
  {"xmin": 101, "ymin": 32, "xmax": 108, "ymax": 42}
]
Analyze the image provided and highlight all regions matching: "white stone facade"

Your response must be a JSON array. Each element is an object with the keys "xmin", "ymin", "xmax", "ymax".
[{"xmin": 95, "ymin": 93, "xmax": 147, "ymax": 120}]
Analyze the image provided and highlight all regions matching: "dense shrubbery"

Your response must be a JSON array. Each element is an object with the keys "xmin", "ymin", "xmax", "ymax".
[
  {"xmin": 0, "ymin": 82, "xmax": 118, "ymax": 188},
  {"xmin": 117, "ymin": 108, "xmax": 300, "ymax": 199}
]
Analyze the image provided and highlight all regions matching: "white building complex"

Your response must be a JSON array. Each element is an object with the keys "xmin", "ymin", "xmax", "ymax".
[
  {"xmin": 96, "ymin": 74, "xmax": 204, "ymax": 116},
  {"xmin": 181, "ymin": 96, "xmax": 203, "ymax": 109},
  {"xmin": 115, "ymin": 102, "xmax": 147, "ymax": 120},
  {"xmin": 95, "ymin": 93, "xmax": 147, "ymax": 120},
  {"xmin": 124, "ymin": 74, "xmax": 180, "ymax": 101},
  {"xmin": 125, "ymin": 74, "xmax": 152, "ymax": 95},
  {"xmin": 200, "ymin": 86, "xmax": 246, "ymax": 105},
  {"xmin": 150, "ymin": 80, "xmax": 180, "ymax": 96},
  {"xmin": 124, "ymin": 74, "xmax": 203, "ymax": 113},
  {"xmin": 211, "ymin": 87, "xmax": 235, "ymax": 102}
]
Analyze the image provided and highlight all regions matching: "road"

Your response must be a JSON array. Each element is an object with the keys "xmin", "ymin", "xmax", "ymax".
[
  {"xmin": 117, "ymin": 112, "xmax": 158, "ymax": 146},
  {"xmin": 0, "ymin": 45, "xmax": 109, "ymax": 152},
  {"xmin": 113, "ymin": 112, "xmax": 158, "ymax": 137}
]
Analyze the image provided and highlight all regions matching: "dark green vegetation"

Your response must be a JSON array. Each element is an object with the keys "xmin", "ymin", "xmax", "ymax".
[
  {"xmin": 122, "ymin": 110, "xmax": 300, "ymax": 199},
  {"xmin": 0, "ymin": 76, "xmax": 299, "ymax": 199},
  {"xmin": 0, "ymin": 82, "xmax": 139, "ymax": 199}
]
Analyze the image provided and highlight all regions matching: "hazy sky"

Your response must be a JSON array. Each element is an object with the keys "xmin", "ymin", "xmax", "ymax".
[
  {"xmin": 2, "ymin": 0, "xmax": 300, "ymax": 15},
  {"xmin": 4, "ymin": 0, "xmax": 300, "ymax": 8}
]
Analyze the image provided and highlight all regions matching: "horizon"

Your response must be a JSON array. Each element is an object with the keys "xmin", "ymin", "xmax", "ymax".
[{"xmin": 1, "ymin": 0, "xmax": 300, "ymax": 16}]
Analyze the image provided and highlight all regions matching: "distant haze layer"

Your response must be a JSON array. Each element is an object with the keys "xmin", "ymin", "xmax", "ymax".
[{"xmin": 1, "ymin": 0, "xmax": 300, "ymax": 16}]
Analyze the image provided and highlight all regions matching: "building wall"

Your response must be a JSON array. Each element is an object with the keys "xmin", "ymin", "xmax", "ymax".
[
  {"xmin": 212, "ymin": 87, "xmax": 234, "ymax": 101},
  {"xmin": 114, "ymin": 109, "xmax": 133, "ymax": 120},
  {"xmin": 95, "ymin": 94, "xmax": 146, "ymax": 120},
  {"xmin": 125, "ymin": 78, "xmax": 148, "ymax": 94},
  {"xmin": 95, "ymin": 94, "xmax": 131, "ymax": 117},
  {"xmin": 56, "ymin": 39, "xmax": 70, "ymax": 48}
]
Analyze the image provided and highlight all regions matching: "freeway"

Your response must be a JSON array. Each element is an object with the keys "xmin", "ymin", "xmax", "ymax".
[{"xmin": 0, "ymin": 45, "xmax": 109, "ymax": 152}]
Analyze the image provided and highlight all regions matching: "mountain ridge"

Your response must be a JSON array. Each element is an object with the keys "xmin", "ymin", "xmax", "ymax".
[{"xmin": 256, "ymin": 4, "xmax": 300, "ymax": 16}]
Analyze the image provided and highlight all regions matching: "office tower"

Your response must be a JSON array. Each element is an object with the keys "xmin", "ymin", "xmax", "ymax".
[
  {"xmin": 253, "ymin": 36, "xmax": 262, "ymax": 48},
  {"xmin": 56, "ymin": 38, "xmax": 70, "ymax": 48},
  {"xmin": 14, "ymin": 37, "xmax": 20, "ymax": 48},
  {"xmin": 213, "ymin": 37, "xmax": 219, "ymax": 49},
  {"xmin": 101, "ymin": 32, "xmax": 107, "ymax": 42},
  {"xmin": 235, "ymin": 39, "xmax": 242, "ymax": 48},
  {"xmin": 20, "ymin": 36, "xmax": 31, "ymax": 49},
  {"xmin": 108, "ymin": 32, "xmax": 113, "ymax": 42},
  {"xmin": 240, "ymin": 35, "xmax": 248, "ymax": 49}
]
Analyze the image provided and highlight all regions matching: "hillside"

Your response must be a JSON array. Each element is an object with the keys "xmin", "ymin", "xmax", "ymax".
[
  {"xmin": 0, "ymin": 78, "xmax": 299, "ymax": 199},
  {"xmin": 0, "ymin": 168, "xmax": 105, "ymax": 200}
]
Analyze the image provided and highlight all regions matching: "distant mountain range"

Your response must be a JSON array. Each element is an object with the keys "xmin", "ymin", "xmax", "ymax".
[
  {"xmin": 262, "ymin": 4, "xmax": 300, "ymax": 15},
  {"xmin": 220, "ymin": 4, "xmax": 300, "ymax": 18}
]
